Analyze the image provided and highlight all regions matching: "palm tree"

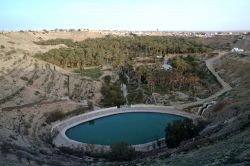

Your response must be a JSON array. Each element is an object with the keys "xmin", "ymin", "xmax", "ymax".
[{"xmin": 136, "ymin": 65, "xmax": 148, "ymax": 89}]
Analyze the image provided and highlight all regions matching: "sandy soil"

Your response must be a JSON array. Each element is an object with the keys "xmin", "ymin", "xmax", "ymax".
[{"xmin": 0, "ymin": 32, "xmax": 102, "ymax": 165}]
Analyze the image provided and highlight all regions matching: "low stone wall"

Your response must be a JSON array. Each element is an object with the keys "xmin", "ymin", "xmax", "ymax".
[{"xmin": 52, "ymin": 105, "xmax": 198, "ymax": 153}]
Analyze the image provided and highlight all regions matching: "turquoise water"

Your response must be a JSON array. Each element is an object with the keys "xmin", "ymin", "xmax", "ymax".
[{"xmin": 66, "ymin": 112, "xmax": 184, "ymax": 145}]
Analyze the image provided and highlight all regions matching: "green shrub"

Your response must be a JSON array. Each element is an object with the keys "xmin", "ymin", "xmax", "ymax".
[
  {"xmin": 127, "ymin": 89, "xmax": 144, "ymax": 104},
  {"xmin": 45, "ymin": 110, "xmax": 65, "ymax": 124},
  {"xmin": 171, "ymin": 56, "xmax": 191, "ymax": 73},
  {"xmin": 103, "ymin": 75, "xmax": 111, "ymax": 84},
  {"xmin": 165, "ymin": 119, "xmax": 206, "ymax": 148},
  {"xmin": 101, "ymin": 82, "xmax": 125, "ymax": 107},
  {"xmin": 75, "ymin": 67, "xmax": 102, "ymax": 79},
  {"xmin": 34, "ymin": 38, "xmax": 74, "ymax": 46},
  {"xmin": 45, "ymin": 108, "xmax": 88, "ymax": 124},
  {"xmin": 109, "ymin": 142, "xmax": 136, "ymax": 161},
  {"xmin": 183, "ymin": 55, "xmax": 196, "ymax": 63}
]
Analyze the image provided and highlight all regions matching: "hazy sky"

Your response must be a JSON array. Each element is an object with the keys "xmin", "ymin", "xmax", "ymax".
[{"xmin": 1, "ymin": 0, "xmax": 250, "ymax": 31}]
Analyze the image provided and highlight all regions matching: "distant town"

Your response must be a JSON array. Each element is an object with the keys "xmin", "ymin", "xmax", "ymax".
[{"xmin": 1, "ymin": 28, "xmax": 249, "ymax": 38}]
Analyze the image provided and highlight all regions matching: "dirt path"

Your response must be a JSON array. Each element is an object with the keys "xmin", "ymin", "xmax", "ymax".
[{"xmin": 174, "ymin": 52, "xmax": 232, "ymax": 110}]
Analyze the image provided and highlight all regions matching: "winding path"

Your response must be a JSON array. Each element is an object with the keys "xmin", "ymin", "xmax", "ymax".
[{"xmin": 174, "ymin": 52, "xmax": 232, "ymax": 110}]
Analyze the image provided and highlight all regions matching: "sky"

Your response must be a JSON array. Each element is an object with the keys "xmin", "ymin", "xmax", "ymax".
[{"xmin": 1, "ymin": 0, "xmax": 250, "ymax": 31}]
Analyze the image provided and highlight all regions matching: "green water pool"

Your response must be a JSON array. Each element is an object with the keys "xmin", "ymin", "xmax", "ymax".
[{"xmin": 65, "ymin": 112, "xmax": 184, "ymax": 145}]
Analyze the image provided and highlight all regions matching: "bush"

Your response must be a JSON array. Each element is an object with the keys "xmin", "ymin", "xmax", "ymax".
[
  {"xmin": 45, "ymin": 108, "xmax": 88, "ymax": 124},
  {"xmin": 0, "ymin": 45, "xmax": 5, "ymax": 49},
  {"xmin": 45, "ymin": 110, "xmax": 65, "ymax": 124},
  {"xmin": 20, "ymin": 76, "xmax": 29, "ymax": 81},
  {"xmin": 183, "ymin": 55, "xmax": 196, "ymax": 63},
  {"xmin": 75, "ymin": 67, "xmax": 102, "ymax": 79},
  {"xmin": 171, "ymin": 56, "xmax": 191, "ymax": 73},
  {"xmin": 165, "ymin": 119, "xmax": 205, "ymax": 148},
  {"xmin": 87, "ymin": 100, "xmax": 94, "ymax": 110},
  {"xmin": 109, "ymin": 142, "xmax": 136, "ymax": 161},
  {"xmin": 127, "ymin": 89, "xmax": 144, "ymax": 104},
  {"xmin": 101, "ymin": 83, "xmax": 125, "ymax": 107},
  {"xmin": 103, "ymin": 75, "xmax": 111, "ymax": 84},
  {"xmin": 34, "ymin": 38, "xmax": 74, "ymax": 46}
]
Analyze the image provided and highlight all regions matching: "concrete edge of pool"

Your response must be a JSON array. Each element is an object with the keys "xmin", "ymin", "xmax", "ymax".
[{"xmin": 51, "ymin": 105, "xmax": 199, "ymax": 152}]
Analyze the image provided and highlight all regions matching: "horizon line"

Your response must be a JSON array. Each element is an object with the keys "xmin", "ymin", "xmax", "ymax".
[{"xmin": 1, "ymin": 28, "xmax": 250, "ymax": 33}]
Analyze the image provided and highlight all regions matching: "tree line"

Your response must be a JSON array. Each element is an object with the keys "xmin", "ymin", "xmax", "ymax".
[{"xmin": 35, "ymin": 36, "xmax": 209, "ymax": 68}]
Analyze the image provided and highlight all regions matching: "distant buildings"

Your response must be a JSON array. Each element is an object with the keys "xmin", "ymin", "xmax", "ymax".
[{"xmin": 4, "ymin": 28, "xmax": 248, "ymax": 39}]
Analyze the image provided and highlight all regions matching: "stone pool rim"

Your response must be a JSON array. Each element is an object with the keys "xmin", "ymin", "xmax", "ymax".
[{"xmin": 51, "ymin": 105, "xmax": 199, "ymax": 152}]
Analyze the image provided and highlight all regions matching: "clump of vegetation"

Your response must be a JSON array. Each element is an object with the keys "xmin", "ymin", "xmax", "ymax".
[
  {"xmin": 101, "ymin": 76, "xmax": 125, "ymax": 107},
  {"xmin": 45, "ymin": 107, "xmax": 89, "ymax": 124},
  {"xmin": 34, "ymin": 36, "xmax": 208, "ymax": 69},
  {"xmin": 127, "ymin": 89, "xmax": 144, "ymax": 104},
  {"xmin": 109, "ymin": 142, "xmax": 136, "ymax": 161},
  {"xmin": 0, "ymin": 45, "xmax": 5, "ymax": 49},
  {"xmin": 34, "ymin": 38, "xmax": 74, "ymax": 46},
  {"xmin": 0, "ymin": 143, "xmax": 11, "ymax": 155},
  {"xmin": 34, "ymin": 91, "xmax": 40, "ymax": 95},
  {"xmin": 45, "ymin": 110, "xmax": 65, "ymax": 124},
  {"xmin": 165, "ymin": 119, "xmax": 206, "ymax": 148},
  {"xmin": 20, "ymin": 76, "xmax": 29, "ymax": 81},
  {"xmin": 74, "ymin": 67, "xmax": 102, "ymax": 79}
]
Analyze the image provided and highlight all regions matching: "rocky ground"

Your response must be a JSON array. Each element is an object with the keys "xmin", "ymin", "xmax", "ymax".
[
  {"xmin": 0, "ymin": 32, "xmax": 249, "ymax": 166},
  {"xmin": 0, "ymin": 31, "xmax": 105, "ymax": 166}
]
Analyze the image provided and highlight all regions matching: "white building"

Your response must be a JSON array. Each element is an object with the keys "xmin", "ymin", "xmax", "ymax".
[{"xmin": 231, "ymin": 48, "xmax": 244, "ymax": 53}]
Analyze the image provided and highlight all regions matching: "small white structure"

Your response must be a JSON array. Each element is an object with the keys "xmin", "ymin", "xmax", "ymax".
[
  {"xmin": 231, "ymin": 48, "xmax": 244, "ymax": 53},
  {"xmin": 162, "ymin": 64, "xmax": 172, "ymax": 71}
]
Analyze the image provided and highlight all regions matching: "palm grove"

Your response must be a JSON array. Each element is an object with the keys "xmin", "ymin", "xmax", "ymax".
[
  {"xmin": 35, "ymin": 36, "xmax": 208, "ymax": 68},
  {"xmin": 35, "ymin": 36, "xmax": 216, "ymax": 107}
]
